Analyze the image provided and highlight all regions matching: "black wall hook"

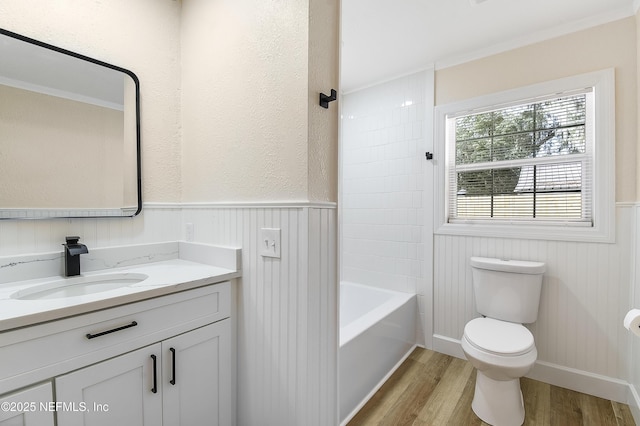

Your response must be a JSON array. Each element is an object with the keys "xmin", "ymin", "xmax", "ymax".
[{"xmin": 319, "ymin": 89, "xmax": 337, "ymax": 109}]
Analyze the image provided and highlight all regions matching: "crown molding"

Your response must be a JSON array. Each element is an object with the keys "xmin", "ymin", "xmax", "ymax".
[{"xmin": 434, "ymin": 7, "xmax": 635, "ymax": 70}]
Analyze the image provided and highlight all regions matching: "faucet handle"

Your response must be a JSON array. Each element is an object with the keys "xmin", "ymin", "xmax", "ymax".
[{"xmin": 65, "ymin": 236, "xmax": 81, "ymax": 244}]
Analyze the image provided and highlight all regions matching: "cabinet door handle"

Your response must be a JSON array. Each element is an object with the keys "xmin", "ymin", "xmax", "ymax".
[
  {"xmin": 150, "ymin": 354, "xmax": 158, "ymax": 394},
  {"xmin": 169, "ymin": 347, "xmax": 176, "ymax": 385},
  {"xmin": 85, "ymin": 321, "xmax": 138, "ymax": 339}
]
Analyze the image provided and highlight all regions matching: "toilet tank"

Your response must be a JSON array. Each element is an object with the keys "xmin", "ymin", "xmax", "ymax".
[{"xmin": 470, "ymin": 257, "xmax": 545, "ymax": 324}]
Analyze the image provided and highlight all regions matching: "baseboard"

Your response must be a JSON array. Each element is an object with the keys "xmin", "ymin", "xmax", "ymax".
[
  {"xmin": 432, "ymin": 334, "xmax": 466, "ymax": 359},
  {"xmin": 528, "ymin": 360, "xmax": 628, "ymax": 403},
  {"xmin": 432, "ymin": 334, "xmax": 629, "ymax": 403},
  {"xmin": 627, "ymin": 383, "xmax": 640, "ymax": 424}
]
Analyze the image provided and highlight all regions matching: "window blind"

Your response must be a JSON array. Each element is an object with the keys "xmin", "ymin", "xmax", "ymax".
[{"xmin": 447, "ymin": 90, "xmax": 593, "ymax": 225}]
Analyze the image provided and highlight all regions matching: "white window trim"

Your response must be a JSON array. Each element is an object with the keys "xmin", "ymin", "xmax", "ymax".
[{"xmin": 434, "ymin": 69, "xmax": 615, "ymax": 243}]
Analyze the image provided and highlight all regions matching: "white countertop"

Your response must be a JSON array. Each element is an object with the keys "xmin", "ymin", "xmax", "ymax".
[{"xmin": 0, "ymin": 242, "xmax": 241, "ymax": 332}]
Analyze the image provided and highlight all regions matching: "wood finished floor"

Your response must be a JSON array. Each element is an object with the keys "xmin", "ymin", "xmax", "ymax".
[{"xmin": 347, "ymin": 347, "xmax": 636, "ymax": 426}]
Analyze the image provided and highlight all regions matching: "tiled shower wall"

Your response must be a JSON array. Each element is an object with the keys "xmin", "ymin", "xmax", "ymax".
[
  {"xmin": 341, "ymin": 70, "xmax": 432, "ymax": 344},
  {"xmin": 341, "ymin": 72, "xmax": 428, "ymax": 293}
]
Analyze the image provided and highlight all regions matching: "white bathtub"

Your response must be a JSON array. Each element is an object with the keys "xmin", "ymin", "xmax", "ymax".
[{"xmin": 339, "ymin": 282, "xmax": 416, "ymax": 425}]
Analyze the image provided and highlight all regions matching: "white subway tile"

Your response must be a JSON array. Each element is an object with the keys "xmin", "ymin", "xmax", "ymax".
[{"xmin": 342, "ymin": 70, "xmax": 428, "ymax": 295}]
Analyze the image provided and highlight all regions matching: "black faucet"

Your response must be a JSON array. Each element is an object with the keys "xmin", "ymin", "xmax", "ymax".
[{"xmin": 63, "ymin": 236, "xmax": 89, "ymax": 277}]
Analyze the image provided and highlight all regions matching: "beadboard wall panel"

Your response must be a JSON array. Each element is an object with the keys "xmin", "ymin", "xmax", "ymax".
[
  {"xmin": 433, "ymin": 205, "xmax": 632, "ymax": 389},
  {"xmin": 0, "ymin": 206, "xmax": 182, "ymax": 256},
  {"xmin": 0, "ymin": 205, "xmax": 338, "ymax": 425},
  {"xmin": 181, "ymin": 206, "xmax": 338, "ymax": 426},
  {"xmin": 629, "ymin": 204, "xmax": 640, "ymax": 421}
]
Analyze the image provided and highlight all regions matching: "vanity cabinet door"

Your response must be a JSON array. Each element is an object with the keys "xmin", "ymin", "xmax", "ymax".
[
  {"xmin": 162, "ymin": 320, "xmax": 231, "ymax": 426},
  {"xmin": 55, "ymin": 343, "xmax": 163, "ymax": 426},
  {"xmin": 0, "ymin": 382, "xmax": 54, "ymax": 426},
  {"xmin": 53, "ymin": 320, "xmax": 231, "ymax": 426}
]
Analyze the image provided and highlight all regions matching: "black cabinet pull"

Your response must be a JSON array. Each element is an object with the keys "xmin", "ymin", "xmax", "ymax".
[
  {"xmin": 85, "ymin": 321, "xmax": 138, "ymax": 339},
  {"xmin": 169, "ymin": 348, "xmax": 176, "ymax": 385},
  {"xmin": 150, "ymin": 354, "xmax": 158, "ymax": 394}
]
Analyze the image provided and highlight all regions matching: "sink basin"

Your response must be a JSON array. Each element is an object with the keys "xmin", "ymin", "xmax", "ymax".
[{"xmin": 11, "ymin": 273, "xmax": 149, "ymax": 300}]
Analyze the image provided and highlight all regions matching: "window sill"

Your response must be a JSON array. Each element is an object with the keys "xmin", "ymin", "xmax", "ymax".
[{"xmin": 434, "ymin": 220, "xmax": 614, "ymax": 243}]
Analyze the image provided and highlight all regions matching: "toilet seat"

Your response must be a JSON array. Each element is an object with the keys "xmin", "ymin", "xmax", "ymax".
[{"xmin": 463, "ymin": 317, "xmax": 534, "ymax": 356}]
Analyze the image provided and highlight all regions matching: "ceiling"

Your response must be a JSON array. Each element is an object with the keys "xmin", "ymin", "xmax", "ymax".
[{"xmin": 341, "ymin": 0, "xmax": 636, "ymax": 92}]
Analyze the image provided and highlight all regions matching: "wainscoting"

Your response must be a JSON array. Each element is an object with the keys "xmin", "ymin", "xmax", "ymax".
[
  {"xmin": 0, "ymin": 207, "xmax": 182, "ymax": 256},
  {"xmin": 432, "ymin": 204, "xmax": 634, "ymax": 403},
  {"xmin": 180, "ymin": 204, "xmax": 338, "ymax": 426},
  {"xmin": 629, "ymin": 204, "xmax": 640, "ymax": 422},
  {"xmin": 0, "ymin": 203, "xmax": 338, "ymax": 426},
  {"xmin": 2, "ymin": 201, "xmax": 638, "ymax": 423}
]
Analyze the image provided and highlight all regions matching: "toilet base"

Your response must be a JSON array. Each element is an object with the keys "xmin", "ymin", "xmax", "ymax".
[{"xmin": 471, "ymin": 371, "xmax": 525, "ymax": 426}]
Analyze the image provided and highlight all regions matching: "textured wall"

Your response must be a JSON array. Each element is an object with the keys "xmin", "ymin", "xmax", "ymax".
[
  {"xmin": 180, "ymin": 0, "xmax": 310, "ymax": 202},
  {"xmin": 308, "ymin": 0, "xmax": 340, "ymax": 202},
  {"xmin": 0, "ymin": 0, "xmax": 340, "ymax": 205},
  {"xmin": 0, "ymin": 0, "xmax": 183, "ymax": 203},
  {"xmin": 0, "ymin": 4, "xmax": 341, "ymax": 425},
  {"xmin": 180, "ymin": 2, "xmax": 340, "ymax": 423},
  {"xmin": 181, "ymin": 0, "xmax": 339, "ymax": 203},
  {"xmin": 435, "ymin": 17, "xmax": 637, "ymax": 203},
  {"xmin": 637, "ymin": 10, "xmax": 640, "ymax": 203}
]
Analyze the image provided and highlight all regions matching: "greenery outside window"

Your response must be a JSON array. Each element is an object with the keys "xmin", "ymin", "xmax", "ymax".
[
  {"xmin": 453, "ymin": 92, "xmax": 590, "ymax": 222},
  {"xmin": 434, "ymin": 70, "xmax": 615, "ymax": 242}
]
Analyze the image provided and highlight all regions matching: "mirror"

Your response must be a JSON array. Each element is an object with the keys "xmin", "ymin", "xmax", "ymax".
[{"xmin": 0, "ymin": 28, "xmax": 141, "ymax": 219}]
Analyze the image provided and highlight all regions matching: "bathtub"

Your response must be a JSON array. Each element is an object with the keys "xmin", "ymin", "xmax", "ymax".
[{"xmin": 339, "ymin": 282, "xmax": 417, "ymax": 425}]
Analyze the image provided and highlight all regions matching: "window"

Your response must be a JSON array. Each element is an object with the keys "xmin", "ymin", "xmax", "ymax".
[
  {"xmin": 452, "ymin": 91, "xmax": 591, "ymax": 222},
  {"xmin": 434, "ymin": 70, "xmax": 615, "ymax": 242}
]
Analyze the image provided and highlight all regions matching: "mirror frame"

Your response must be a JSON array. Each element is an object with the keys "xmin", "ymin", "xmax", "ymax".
[{"xmin": 0, "ymin": 28, "xmax": 142, "ymax": 219}]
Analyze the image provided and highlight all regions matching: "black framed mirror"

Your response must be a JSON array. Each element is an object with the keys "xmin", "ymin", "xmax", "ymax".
[{"xmin": 0, "ymin": 28, "xmax": 141, "ymax": 219}]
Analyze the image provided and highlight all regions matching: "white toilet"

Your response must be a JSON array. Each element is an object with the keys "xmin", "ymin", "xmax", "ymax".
[{"xmin": 461, "ymin": 256, "xmax": 545, "ymax": 426}]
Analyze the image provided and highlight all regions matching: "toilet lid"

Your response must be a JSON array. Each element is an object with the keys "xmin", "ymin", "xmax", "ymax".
[{"xmin": 464, "ymin": 317, "xmax": 534, "ymax": 356}]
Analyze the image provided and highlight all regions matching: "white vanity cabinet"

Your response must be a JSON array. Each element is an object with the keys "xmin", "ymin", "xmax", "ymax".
[
  {"xmin": 56, "ymin": 343, "xmax": 163, "ymax": 426},
  {"xmin": 0, "ymin": 281, "xmax": 233, "ymax": 426},
  {"xmin": 0, "ymin": 382, "xmax": 55, "ymax": 426},
  {"xmin": 55, "ymin": 320, "xmax": 231, "ymax": 426},
  {"xmin": 162, "ymin": 321, "xmax": 231, "ymax": 425}
]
